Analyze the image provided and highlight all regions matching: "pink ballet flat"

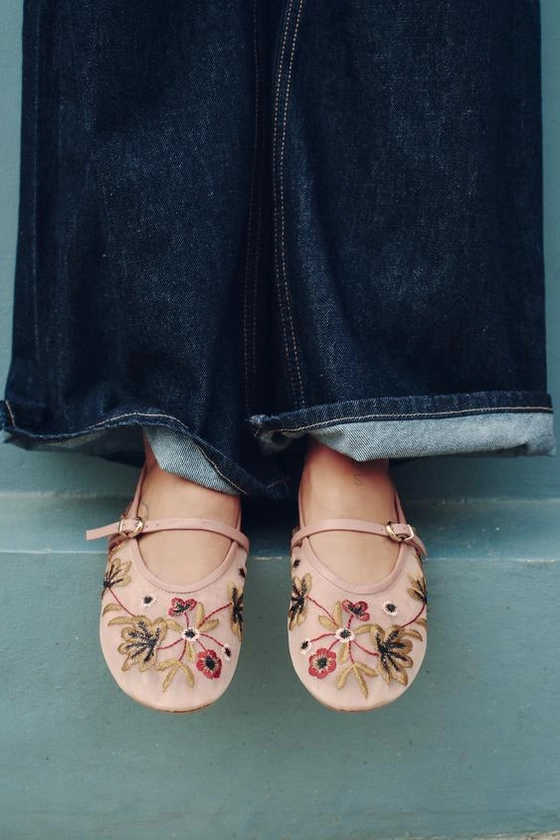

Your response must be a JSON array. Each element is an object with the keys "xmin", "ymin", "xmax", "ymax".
[
  {"xmin": 86, "ymin": 468, "xmax": 248, "ymax": 713},
  {"xmin": 287, "ymin": 493, "xmax": 428, "ymax": 712}
]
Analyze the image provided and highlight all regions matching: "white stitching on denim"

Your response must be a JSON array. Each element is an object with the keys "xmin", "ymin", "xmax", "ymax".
[
  {"xmin": 8, "ymin": 411, "xmax": 193, "ymax": 438},
  {"xmin": 243, "ymin": 0, "xmax": 264, "ymax": 415},
  {"xmin": 9, "ymin": 403, "xmax": 551, "ymax": 442},
  {"xmin": 272, "ymin": 0, "xmax": 293, "ymax": 395},
  {"xmin": 272, "ymin": 0, "xmax": 306, "ymax": 407},
  {"xmin": 5, "ymin": 409, "xmax": 278, "ymax": 493},
  {"xmin": 254, "ymin": 405, "xmax": 554, "ymax": 435},
  {"xmin": 251, "ymin": 6, "xmax": 265, "ymax": 410},
  {"xmin": 191, "ymin": 440, "xmax": 247, "ymax": 495},
  {"xmin": 279, "ymin": 0, "xmax": 306, "ymax": 405},
  {"xmin": 4, "ymin": 400, "xmax": 16, "ymax": 427}
]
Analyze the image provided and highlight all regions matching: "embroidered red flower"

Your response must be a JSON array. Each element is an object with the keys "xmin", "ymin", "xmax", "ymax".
[
  {"xmin": 168, "ymin": 597, "xmax": 197, "ymax": 616},
  {"xmin": 342, "ymin": 600, "xmax": 370, "ymax": 621},
  {"xmin": 196, "ymin": 649, "xmax": 222, "ymax": 679},
  {"xmin": 308, "ymin": 648, "xmax": 337, "ymax": 679}
]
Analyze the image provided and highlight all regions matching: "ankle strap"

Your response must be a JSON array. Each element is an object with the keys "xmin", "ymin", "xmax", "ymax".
[
  {"xmin": 86, "ymin": 516, "xmax": 249, "ymax": 552},
  {"xmin": 291, "ymin": 518, "xmax": 426, "ymax": 557}
]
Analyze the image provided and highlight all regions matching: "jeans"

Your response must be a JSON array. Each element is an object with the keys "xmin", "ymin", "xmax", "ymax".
[{"xmin": 1, "ymin": 0, "xmax": 555, "ymax": 498}]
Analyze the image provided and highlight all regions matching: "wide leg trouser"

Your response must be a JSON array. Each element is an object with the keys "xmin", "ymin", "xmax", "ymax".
[{"xmin": 1, "ymin": 0, "xmax": 555, "ymax": 498}]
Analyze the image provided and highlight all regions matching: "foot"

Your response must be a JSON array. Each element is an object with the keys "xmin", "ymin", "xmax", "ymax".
[
  {"xmin": 134, "ymin": 438, "xmax": 241, "ymax": 585},
  {"xmin": 299, "ymin": 438, "xmax": 400, "ymax": 585}
]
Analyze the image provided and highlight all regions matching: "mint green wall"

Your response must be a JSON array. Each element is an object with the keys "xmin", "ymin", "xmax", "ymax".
[{"xmin": 1, "ymin": 3, "xmax": 559, "ymax": 839}]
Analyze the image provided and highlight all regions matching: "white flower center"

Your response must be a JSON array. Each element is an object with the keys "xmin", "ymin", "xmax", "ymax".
[{"xmin": 335, "ymin": 627, "xmax": 355, "ymax": 643}]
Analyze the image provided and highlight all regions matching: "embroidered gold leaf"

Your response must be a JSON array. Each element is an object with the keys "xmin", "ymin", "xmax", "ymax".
[
  {"xmin": 108, "ymin": 615, "xmax": 138, "ymax": 626},
  {"xmin": 194, "ymin": 602, "xmax": 205, "ymax": 627},
  {"xmin": 371, "ymin": 624, "xmax": 415, "ymax": 685},
  {"xmin": 355, "ymin": 661, "xmax": 377, "ymax": 678},
  {"xmin": 404, "ymin": 628, "xmax": 423, "ymax": 641},
  {"xmin": 102, "ymin": 603, "xmax": 122, "ymax": 616},
  {"xmin": 318, "ymin": 615, "xmax": 337, "ymax": 631},
  {"xmin": 160, "ymin": 659, "xmax": 195, "ymax": 691},
  {"xmin": 158, "ymin": 658, "xmax": 195, "ymax": 690},
  {"xmin": 114, "ymin": 557, "xmax": 130, "ymax": 571},
  {"xmin": 336, "ymin": 662, "xmax": 377, "ymax": 696},
  {"xmin": 415, "ymin": 617, "xmax": 428, "ymax": 629},
  {"xmin": 339, "ymin": 643, "xmax": 349, "ymax": 664},
  {"xmin": 288, "ymin": 574, "xmax": 311, "ymax": 630},
  {"xmin": 333, "ymin": 601, "xmax": 343, "ymax": 627},
  {"xmin": 336, "ymin": 665, "xmax": 353, "ymax": 690},
  {"xmin": 114, "ymin": 616, "xmax": 168, "ymax": 673},
  {"xmin": 291, "ymin": 612, "xmax": 305, "ymax": 629},
  {"xmin": 162, "ymin": 662, "xmax": 179, "ymax": 691},
  {"xmin": 368, "ymin": 625, "xmax": 381, "ymax": 646},
  {"xmin": 103, "ymin": 556, "xmax": 132, "ymax": 589},
  {"xmin": 407, "ymin": 572, "xmax": 428, "ymax": 604},
  {"xmin": 354, "ymin": 665, "xmax": 369, "ymax": 699},
  {"xmin": 165, "ymin": 618, "xmax": 183, "ymax": 633},
  {"xmin": 156, "ymin": 659, "xmax": 177, "ymax": 670},
  {"xmin": 185, "ymin": 642, "xmax": 196, "ymax": 662},
  {"xmin": 354, "ymin": 624, "xmax": 374, "ymax": 635},
  {"xmin": 178, "ymin": 661, "xmax": 195, "ymax": 687},
  {"xmin": 228, "ymin": 582, "xmax": 244, "ymax": 640},
  {"xmin": 199, "ymin": 618, "xmax": 219, "ymax": 633}
]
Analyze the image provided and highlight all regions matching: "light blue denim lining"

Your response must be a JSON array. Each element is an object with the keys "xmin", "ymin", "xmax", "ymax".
[
  {"xmin": 3, "ymin": 411, "xmax": 555, "ymax": 494},
  {"xmin": 144, "ymin": 427, "xmax": 237, "ymax": 494},
  {"xmin": 146, "ymin": 412, "xmax": 556, "ymax": 488},
  {"xmin": 313, "ymin": 412, "xmax": 555, "ymax": 459}
]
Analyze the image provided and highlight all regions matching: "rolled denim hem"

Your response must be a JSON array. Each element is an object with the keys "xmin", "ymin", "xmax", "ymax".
[
  {"xmin": 247, "ymin": 390, "xmax": 556, "ymax": 458},
  {"xmin": 0, "ymin": 402, "xmax": 291, "ymax": 499},
  {"xmin": 144, "ymin": 427, "xmax": 238, "ymax": 495}
]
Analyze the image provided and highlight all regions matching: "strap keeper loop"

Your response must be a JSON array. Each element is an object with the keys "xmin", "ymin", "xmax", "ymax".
[
  {"xmin": 384, "ymin": 522, "xmax": 416, "ymax": 543},
  {"xmin": 117, "ymin": 516, "xmax": 144, "ymax": 538}
]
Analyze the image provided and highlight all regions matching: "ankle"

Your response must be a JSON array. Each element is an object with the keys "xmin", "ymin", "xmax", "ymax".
[{"xmin": 301, "ymin": 440, "xmax": 394, "ymax": 518}]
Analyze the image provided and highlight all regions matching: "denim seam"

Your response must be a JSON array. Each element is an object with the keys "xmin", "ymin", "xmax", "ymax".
[
  {"xmin": 272, "ymin": 0, "xmax": 306, "ymax": 408},
  {"xmin": 190, "ymin": 439, "xmax": 246, "ymax": 495},
  {"xmin": 4, "ymin": 409, "xmax": 193, "ymax": 438},
  {"xmin": 242, "ymin": 0, "xmax": 264, "ymax": 416},
  {"xmin": 251, "ymin": 0, "xmax": 265, "ymax": 408},
  {"xmin": 272, "ymin": 0, "xmax": 292, "ymax": 401},
  {"xmin": 254, "ymin": 404, "xmax": 554, "ymax": 434},
  {"xmin": 4, "ymin": 400, "xmax": 16, "ymax": 427}
]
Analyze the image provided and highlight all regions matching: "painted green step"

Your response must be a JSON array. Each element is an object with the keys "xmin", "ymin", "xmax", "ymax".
[{"xmin": 1, "ymin": 496, "xmax": 559, "ymax": 840}]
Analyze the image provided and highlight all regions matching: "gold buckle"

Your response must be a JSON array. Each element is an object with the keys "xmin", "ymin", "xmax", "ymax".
[
  {"xmin": 117, "ymin": 516, "xmax": 144, "ymax": 538},
  {"xmin": 385, "ymin": 522, "xmax": 415, "ymax": 543}
]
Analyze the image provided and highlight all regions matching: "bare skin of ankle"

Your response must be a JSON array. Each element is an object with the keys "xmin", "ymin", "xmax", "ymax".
[
  {"xmin": 299, "ymin": 438, "xmax": 400, "ymax": 585},
  {"xmin": 135, "ymin": 437, "xmax": 241, "ymax": 585}
]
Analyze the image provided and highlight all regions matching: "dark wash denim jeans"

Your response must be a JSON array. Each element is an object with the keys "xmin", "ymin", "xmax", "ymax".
[{"xmin": 1, "ymin": 0, "xmax": 555, "ymax": 498}]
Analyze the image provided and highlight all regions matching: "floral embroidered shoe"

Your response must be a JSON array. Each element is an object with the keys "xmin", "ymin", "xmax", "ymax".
[
  {"xmin": 287, "ymin": 494, "xmax": 428, "ymax": 712},
  {"xmin": 86, "ymin": 468, "xmax": 248, "ymax": 713}
]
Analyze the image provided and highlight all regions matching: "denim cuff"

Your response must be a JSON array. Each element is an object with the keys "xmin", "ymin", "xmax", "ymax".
[
  {"xmin": 0, "ymin": 421, "xmax": 240, "ymax": 495},
  {"xmin": 144, "ymin": 427, "xmax": 238, "ymax": 494},
  {"xmin": 311, "ymin": 412, "xmax": 555, "ymax": 460},
  {"xmin": 248, "ymin": 391, "xmax": 556, "ymax": 459}
]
